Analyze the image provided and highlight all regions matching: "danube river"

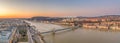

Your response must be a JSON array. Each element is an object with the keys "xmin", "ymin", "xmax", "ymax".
[
  {"xmin": 25, "ymin": 21, "xmax": 120, "ymax": 43},
  {"xmin": 43, "ymin": 28, "xmax": 120, "ymax": 43}
]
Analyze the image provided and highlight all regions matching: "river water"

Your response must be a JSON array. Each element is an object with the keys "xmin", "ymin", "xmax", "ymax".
[
  {"xmin": 43, "ymin": 28, "xmax": 120, "ymax": 43},
  {"xmin": 25, "ymin": 21, "xmax": 120, "ymax": 43}
]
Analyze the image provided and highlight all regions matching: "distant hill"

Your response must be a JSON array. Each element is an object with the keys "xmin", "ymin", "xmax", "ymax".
[
  {"xmin": 99, "ymin": 15, "xmax": 120, "ymax": 18},
  {"xmin": 30, "ymin": 15, "xmax": 120, "ymax": 21},
  {"xmin": 31, "ymin": 16, "xmax": 63, "ymax": 22}
]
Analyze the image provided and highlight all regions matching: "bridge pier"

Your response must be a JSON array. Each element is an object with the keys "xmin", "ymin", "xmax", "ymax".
[{"xmin": 51, "ymin": 28, "xmax": 56, "ymax": 35}]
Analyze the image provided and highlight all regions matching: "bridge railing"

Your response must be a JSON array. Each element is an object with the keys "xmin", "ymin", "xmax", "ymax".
[{"xmin": 40, "ymin": 26, "xmax": 80, "ymax": 34}]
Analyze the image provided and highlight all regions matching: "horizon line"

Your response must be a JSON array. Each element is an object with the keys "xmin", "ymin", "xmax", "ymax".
[{"xmin": 0, "ymin": 15, "xmax": 119, "ymax": 19}]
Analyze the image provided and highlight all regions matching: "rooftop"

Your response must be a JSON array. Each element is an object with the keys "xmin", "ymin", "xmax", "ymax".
[{"xmin": 0, "ymin": 30, "xmax": 11, "ymax": 40}]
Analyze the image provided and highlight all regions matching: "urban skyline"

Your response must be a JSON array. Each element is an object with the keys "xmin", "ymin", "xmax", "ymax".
[{"xmin": 0, "ymin": 0, "xmax": 120, "ymax": 43}]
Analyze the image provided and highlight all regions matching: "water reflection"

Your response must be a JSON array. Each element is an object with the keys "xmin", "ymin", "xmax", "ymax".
[{"xmin": 43, "ymin": 28, "xmax": 120, "ymax": 43}]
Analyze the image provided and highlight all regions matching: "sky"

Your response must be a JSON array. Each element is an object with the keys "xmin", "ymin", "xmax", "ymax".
[{"xmin": 0, "ymin": 0, "xmax": 120, "ymax": 18}]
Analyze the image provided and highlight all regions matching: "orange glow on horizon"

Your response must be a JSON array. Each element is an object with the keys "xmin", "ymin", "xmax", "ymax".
[
  {"xmin": 0, "ymin": 6, "xmax": 117, "ymax": 18},
  {"xmin": 0, "ymin": 13, "xmax": 37, "ymax": 18}
]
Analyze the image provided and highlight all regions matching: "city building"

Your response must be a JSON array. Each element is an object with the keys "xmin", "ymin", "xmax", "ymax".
[{"xmin": 0, "ymin": 30, "xmax": 12, "ymax": 43}]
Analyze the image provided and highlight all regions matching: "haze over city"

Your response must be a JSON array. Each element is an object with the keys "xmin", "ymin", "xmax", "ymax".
[
  {"xmin": 0, "ymin": 0, "xmax": 120, "ymax": 18},
  {"xmin": 0, "ymin": 0, "xmax": 120, "ymax": 43}
]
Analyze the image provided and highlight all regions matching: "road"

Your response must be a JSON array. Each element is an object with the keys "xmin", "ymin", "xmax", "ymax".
[{"xmin": 27, "ymin": 24, "xmax": 45, "ymax": 43}]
